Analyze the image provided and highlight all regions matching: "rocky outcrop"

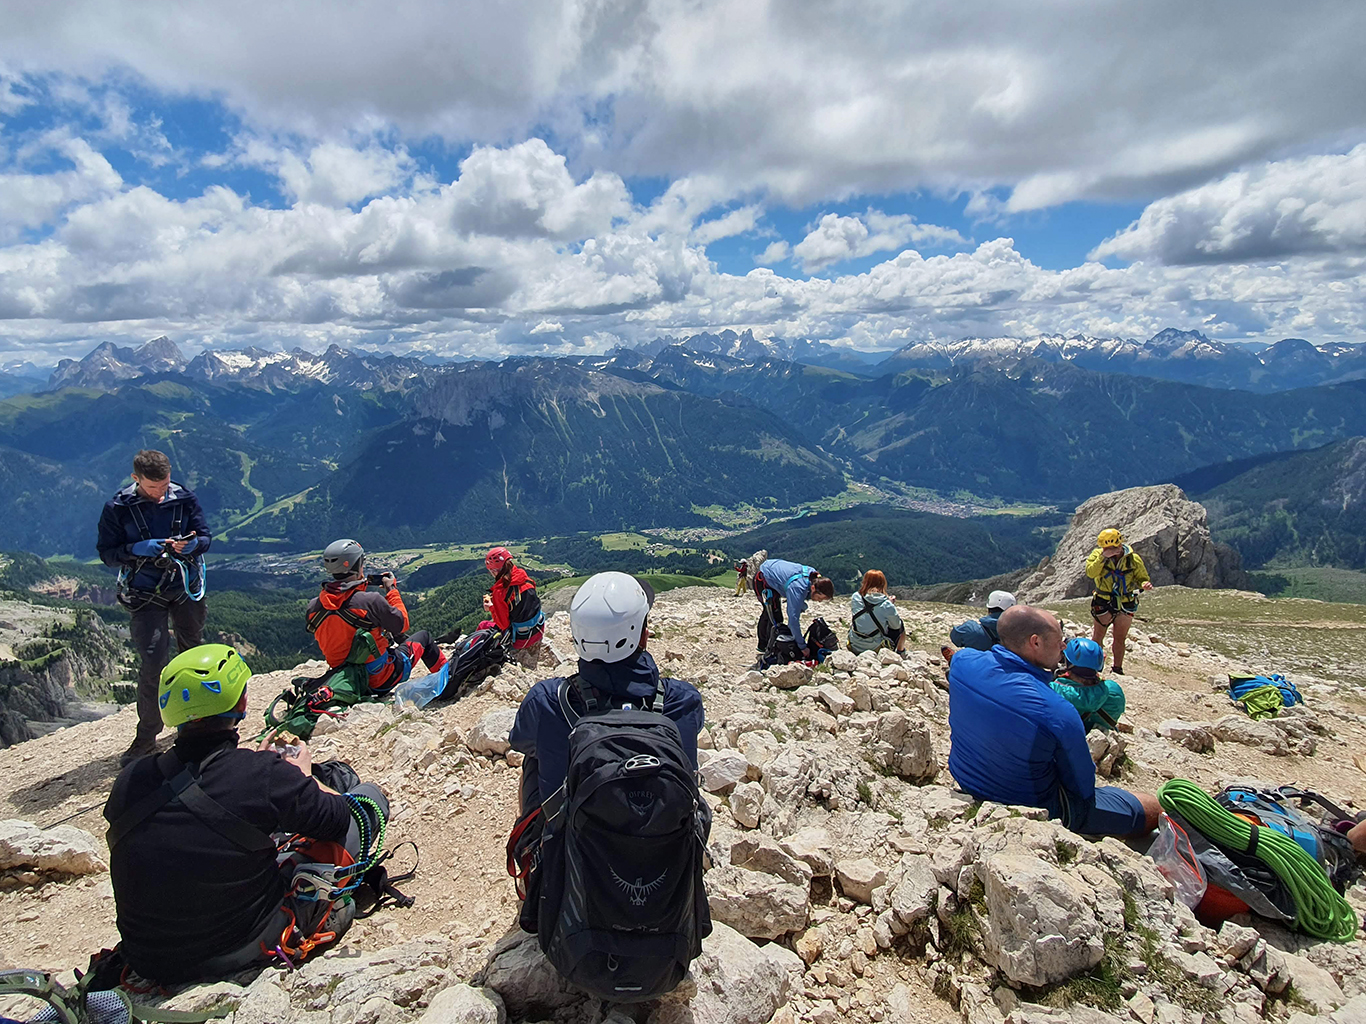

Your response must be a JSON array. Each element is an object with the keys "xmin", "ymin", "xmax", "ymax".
[
  {"xmin": 916, "ymin": 485, "xmax": 1251, "ymax": 606},
  {"xmin": 0, "ymin": 819, "xmax": 107, "ymax": 883},
  {"xmin": 1013, "ymin": 484, "xmax": 1250, "ymax": 602}
]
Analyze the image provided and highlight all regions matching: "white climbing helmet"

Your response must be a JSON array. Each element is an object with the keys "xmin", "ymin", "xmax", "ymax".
[
  {"xmin": 987, "ymin": 590, "xmax": 1016, "ymax": 611},
  {"xmin": 569, "ymin": 572, "xmax": 655, "ymax": 664}
]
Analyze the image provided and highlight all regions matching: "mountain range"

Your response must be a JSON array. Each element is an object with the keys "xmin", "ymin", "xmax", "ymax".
[{"xmin": 6, "ymin": 331, "xmax": 1366, "ymax": 557}]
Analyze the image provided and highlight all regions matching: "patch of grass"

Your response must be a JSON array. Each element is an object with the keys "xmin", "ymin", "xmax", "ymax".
[
  {"xmin": 1055, "ymin": 839, "xmax": 1076, "ymax": 866},
  {"xmin": 937, "ymin": 904, "xmax": 979, "ymax": 958},
  {"xmin": 963, "ymin": 802, "xmax": 982, "ymax": 821},
  {"xmin": 857, "ymin": 780, "xmax": 874, "ymax": 805},
  {"xmin": 966, "ymin": 877, "xmax": 986, "ymax": 913},
  {"xmin": 1121, "ymin": 888, "xmax": 1139, "ymax": 929},
  {"xmin": 1040, "ymin": 941, "xmax": 1126, "ymax": 1011}
]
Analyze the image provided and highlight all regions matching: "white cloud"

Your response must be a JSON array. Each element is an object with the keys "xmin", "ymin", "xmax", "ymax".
[
  {"xmin": 529, "ymin": 319, "xmax": 562, "ymax": 334},
  {"xmin": 1091, "ymin": 145, "xmax": 1366, "ymax": 265},
  {"xmin": 793, "ymin": 210, "xmax": 967, "ymax": 272},
  {"xmin": 0, "ymin": 134, "xmax": 122, "ymax": 242},
  {"xmin": 755, "ymin": 240, "xmax": 790, "ymax": 265},
  {"xmin": 267, "ymin": 141, "xmax": 416, "ymax": 207},
  {"xmin": 3, "ymin": 3, "xmax": 1364, "ymax": 208}
]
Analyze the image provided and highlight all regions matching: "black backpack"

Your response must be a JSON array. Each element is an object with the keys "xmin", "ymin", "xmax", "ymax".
[
  {"xmin": 804, "ymin": 617, "xmax": 839, "ymax": 657},
  {"xmin": 534, "ymin": 674, "xmax": 711, "ymax": 1002}
]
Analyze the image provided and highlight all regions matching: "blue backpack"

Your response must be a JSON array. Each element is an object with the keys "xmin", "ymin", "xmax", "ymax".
[{"xmin": 1228, "ymin": 672, "xmax": 1302, "ymax": 707}]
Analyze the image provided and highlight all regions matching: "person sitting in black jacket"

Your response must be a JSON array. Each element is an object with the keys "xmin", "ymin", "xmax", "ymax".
[{"xmin": 102, "ymin": 644, "xmax": 388, "ymax": 983}]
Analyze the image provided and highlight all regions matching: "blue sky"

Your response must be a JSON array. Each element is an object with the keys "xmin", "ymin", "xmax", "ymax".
[{"xmin": 1, "ymin": 2, "xmax": 1365, "ymax": 362}]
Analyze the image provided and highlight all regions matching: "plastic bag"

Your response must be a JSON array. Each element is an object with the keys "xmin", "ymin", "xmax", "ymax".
[
  {"xmin": 392, "ymin": 662, "xmax": 450, "ymax": 712},
  {"xmin": 1151, "ymin": 812, "xmax": 1207, "ymax": 908}
]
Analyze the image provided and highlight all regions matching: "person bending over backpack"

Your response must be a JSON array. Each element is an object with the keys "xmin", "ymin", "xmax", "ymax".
[
  {"xmin": 947, "ymin": 605, "xmax": 1158, "ymax": 838},
  {"xmin": 751, "ymin": 557, "xmax": 834, "ymax": 661},
  {"xmin": 848, "ymin": 570, "xmax": 906, "ymax": 654},
  {"xmin": 96, "ymin": 449, "xmax": 212, "ymax": 766},
  {"xmin": 1086, "ymin": 529, "xmax": 1152, "ymax": 674},
  {"xmin": 506, "ymin": 573, "xmax": 711, "ymax": 1003},
  {"xmin": 479, "ymin": 547, "xmax": 545, "ymax": 669},
  {"xmin": 1050, "ymin": 637, "xmax": 1127, "ymax": 732},
  {"xmin": 102, "ymin": 645, "xmax": 388, "ymax": 983},
  {"xmin": 306, "ymin": 539, "xmax": 447, "ymax": 694}
]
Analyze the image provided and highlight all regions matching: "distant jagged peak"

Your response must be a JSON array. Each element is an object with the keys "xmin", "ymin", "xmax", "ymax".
[{"xmin": 133, "ymin": 336, "xmax": 186, "ymax": 368}]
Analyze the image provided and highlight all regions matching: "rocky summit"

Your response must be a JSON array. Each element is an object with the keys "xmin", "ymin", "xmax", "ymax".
[{"xmin": 0, "ymin": 587, "xmax": 1364, "ymax": 1024}]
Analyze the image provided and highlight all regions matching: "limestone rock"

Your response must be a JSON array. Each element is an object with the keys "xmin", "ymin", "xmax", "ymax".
[
  {"xmin": 706, "ymin": 865, "xmax": 809, "ymax": 939},
  {"xmin": 1009, "ymin": 484, "xmax": 1248, "ymax": 603},
  {"xmin": 978, "ymin": 851, "xmax": 1105, "ymax": 986},
  {"xmin": 730, "ymin": 781, "xmax": 764, "ymax": 829},
  {"xmin": 419, "ymin": 984, "xmax": 507, "ymax": 1024},
  {"xmin": 0, "ymin": 819, "xmax": 106, "ymax": 875},
  {"xmin": 699, "ymin": 751, "xmax": 751, "ymax": 793},
  {"xmin": 649, "ymin": 921, "xmax": 803, "ymax": 1024},
  {"xmin": 391, "ymin": 722, "xmax": 444, "ymax": 771},
  {"xmin": 827, "ymin": 649, "xmax": 858, "ymax": 673},
  {"xmin": 466, "ymin": 708, "xmax": 518, "ymax": 756},
  {"xmin": 780, "ymin": 827, "xmax": 834, "ymax": 877},
  {"xmin": 873, "ymin": 710, "xmax": 936, "ymax": 781},
  {"xmin": 292, "ymin": 936, "xmax": 452, "ymax": 1021},
  {"xmin": 815, "ymin": 683, "xmax": 855, "ymax": 716},
  {"xmin": 730, "ymin": 836, "xmax": 813, "ymax": 886},
  {"xmin": 1265, "ymin": 947, "xmax": 1346, "ymax": 1014},
  {"xmin": 480, "ymin": 930, "xmax": 590, "ymax": 1019},
  {"xmin": 835, "ymin": 858, "xmax": 886, "ymax": 904},
  {"xmin": 889, "ymin": 855, "xmax": 938, "ymax": 925},
  {"xmin": 1212, "ymin": 715, "xmax": 1290, "ymax": 756},
  {"xmin": 766, "ymin": 664, "xmax": 812, "ymax": 690},
  {"xmin": 1158, "ymin": 719, "xmax": 1215, "ymax": 753},
  {"xmin": 1086, "ymin": 729, "xmax": 1126, "ymax": 777}
]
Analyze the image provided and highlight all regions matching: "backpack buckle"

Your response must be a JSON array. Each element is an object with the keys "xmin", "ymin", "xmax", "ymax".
[{"xmin": 623, "ymin": 754, "xmax": 661, "ymax": 772}]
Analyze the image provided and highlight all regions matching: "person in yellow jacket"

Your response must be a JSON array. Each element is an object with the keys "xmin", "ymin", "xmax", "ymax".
[{"xmin": 1086, "ymin": 528, "xmax": 1152, "ymax": 675}]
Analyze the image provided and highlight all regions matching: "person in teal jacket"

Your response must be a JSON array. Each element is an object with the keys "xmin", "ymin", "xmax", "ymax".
[
  {"xmin": 848, "ymin": 570, "xmax": 905, "ymax": 654},
  {"xmin": 1050, "ymin": 638, "xmax": 1126, "ymax": 732}
]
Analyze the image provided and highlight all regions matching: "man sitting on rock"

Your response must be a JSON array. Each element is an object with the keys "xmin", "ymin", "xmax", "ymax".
[
  {"xmin": 103, "ymin": 644, "xmax": 389, "ymax": 983},
  {"xmin": 946, "ymin": 605, "xmax": 1159, "ymax": 838},
  {"xmin": 944, "ymin": 589, "xmax": 1016, "ymax": 657},
  {"xmin": 507, "ymin": 573, "xmax": 706, "ymax": 915}
]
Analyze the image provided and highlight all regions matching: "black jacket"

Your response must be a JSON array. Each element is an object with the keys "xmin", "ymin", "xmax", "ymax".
[
  {"xmin": 102, "ymin": 731, "xmax": 351, "ymax": 982},
  {"xmin": 96, "ymin": 482, "xmax": 212, "ymax": 598}
]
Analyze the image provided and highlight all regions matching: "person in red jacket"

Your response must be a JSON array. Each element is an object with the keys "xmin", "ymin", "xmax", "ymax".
[
  {"xmin": 306, "ymin": 539, "xmax": 446, "ymax": 693},
  {"xmin": 480, "ymin": 547, "xmax": 545, "ymax": 669}
]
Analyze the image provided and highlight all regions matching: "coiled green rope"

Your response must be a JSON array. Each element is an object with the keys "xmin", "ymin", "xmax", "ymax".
[{"xmin": 1157, "ymin": 779, "xmax": 1359, "ymax": 942}]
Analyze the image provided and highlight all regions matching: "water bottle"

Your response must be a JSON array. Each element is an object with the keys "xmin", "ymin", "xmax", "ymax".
[{"xmin": 393, "ymin": 662, "xmax": 451, "ymax": 712}]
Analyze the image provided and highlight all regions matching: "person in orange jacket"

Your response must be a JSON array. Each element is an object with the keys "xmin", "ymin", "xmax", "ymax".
[
  {"xmin": 305, "ymin": 538, "xmax": 446, "ymax": 692},
  {"xmin": 479, "ymin": 547, "xmax": 545, "ymax": 669}
]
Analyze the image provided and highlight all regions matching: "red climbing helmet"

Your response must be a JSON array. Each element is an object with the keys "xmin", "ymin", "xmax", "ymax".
[{"xmin": 485, "ymin": 546, "xmax": 513, "ymax": 575}]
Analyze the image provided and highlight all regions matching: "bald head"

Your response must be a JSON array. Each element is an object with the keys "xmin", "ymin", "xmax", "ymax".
[{"xmin": 996, "ymin": 605, "xmax": 1064, "ymax": 671}]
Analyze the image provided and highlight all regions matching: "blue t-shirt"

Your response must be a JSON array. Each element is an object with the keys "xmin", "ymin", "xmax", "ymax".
[
  {"xmin": 757, "ymin": 558, "xmax": 815, "ymax": 641},
  {"xmin": 947, "ymin": 646, "xmax": 1097, "ymax": 816}
]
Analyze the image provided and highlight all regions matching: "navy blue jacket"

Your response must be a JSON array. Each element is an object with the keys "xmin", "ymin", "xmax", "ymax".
[
  {"xmin": 949, "ymin": 614, "xmax": 1001, "ymax": 652},
  {"xmin": 947, "ymin": 645, "xmax": 1098, "ymax": 817},
  {"xmin": 96, "ymin": 482, "xmax": 211, "ymax": 597},
  {"xmin": 509, "ymin": 650, "xmax": 705, "ymax": 807}
]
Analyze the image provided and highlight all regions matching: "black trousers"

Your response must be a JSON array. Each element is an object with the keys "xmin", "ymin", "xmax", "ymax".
[{"xmin": 130, "ymin": 597, "xmax": 207, "ymax": 741}]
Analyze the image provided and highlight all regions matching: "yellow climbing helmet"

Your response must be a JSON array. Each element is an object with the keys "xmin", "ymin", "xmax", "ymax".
[
  {"xmin": 1097, "ymin": 528, "xmax": 1124, "ymax": 548},
  {"xmin": 159, "ymin": 644, "xmax": 252, "ymax": 728}
]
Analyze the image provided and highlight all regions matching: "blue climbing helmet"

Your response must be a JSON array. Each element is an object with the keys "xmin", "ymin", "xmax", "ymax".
[{"xmin": 1063, "ymin": 637, "xmax": 1105, "ymax": 673}]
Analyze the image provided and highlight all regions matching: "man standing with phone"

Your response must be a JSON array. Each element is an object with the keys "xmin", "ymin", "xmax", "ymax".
[{"xmin": 97, "ymin": 449, "xmax": 212, "ymax": 765}]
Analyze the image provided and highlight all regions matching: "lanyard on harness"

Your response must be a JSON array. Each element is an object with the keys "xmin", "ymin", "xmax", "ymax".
[{"xmin": 120, "ymin": 498, "xmax": 206, "ymax": 605}]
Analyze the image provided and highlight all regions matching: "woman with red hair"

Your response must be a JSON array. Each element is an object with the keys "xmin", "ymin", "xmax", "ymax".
[{"xmin": 847, "ymin": 569, "xmax": 906, "ymax": 654}]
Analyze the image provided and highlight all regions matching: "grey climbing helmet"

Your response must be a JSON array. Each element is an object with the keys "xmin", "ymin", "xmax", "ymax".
[{"xmin": 323, "ymin": 538, "xmax": 365, "ymax": 579}]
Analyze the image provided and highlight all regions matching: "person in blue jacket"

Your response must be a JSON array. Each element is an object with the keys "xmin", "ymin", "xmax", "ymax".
[
  {"xmin": 946, "ymin": 604, "xmax": 1158, "ymax": 838},
  {"xmin": 96, "ymin": 449, "xmax": 212, "ymax": 766},
  {"xmin": 947, "ymin": 590, "xmax": 1015, "ymax": 653},
  {"xmin": 509, "ymin": 572, "xmax": 705, "ymax": 815},
  {"xmin": 751, "ymin": 557, "xmax": 834, "ymax": 660}
]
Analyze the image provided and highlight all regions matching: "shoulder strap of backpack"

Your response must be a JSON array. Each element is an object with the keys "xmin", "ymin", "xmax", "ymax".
[
  {"xmin": 106, "ymin": 750, "xmax": 275, "ymax": 853},
  {"xmin": 306, "ymin": 589, "xmax": 373, "ymax": 636},
  {"xmin": 557, "ymin": 673, "xmax": 587, "ymax": 727},
  {"xmin": 853, "ymin": 600, "xmax": 890, "ymax": 639}
]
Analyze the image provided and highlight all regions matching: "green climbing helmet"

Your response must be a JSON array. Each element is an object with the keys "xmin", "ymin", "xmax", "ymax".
[{"xmin": 159, "ymin": 644, "xmax": 252, "ymax": 728}]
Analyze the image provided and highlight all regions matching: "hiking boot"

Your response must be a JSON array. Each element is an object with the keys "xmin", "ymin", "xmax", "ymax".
[
  {"xmin": 1112, "ymin": 664, "xmax": 1124, "ymax": 676},
  {"xmin": 119, "ymin": 736, "xmax": 158, "ymax": 767}
]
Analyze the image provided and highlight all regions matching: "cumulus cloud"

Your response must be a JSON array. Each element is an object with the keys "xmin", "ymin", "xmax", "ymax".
[
  {"xmin": 792, "ymin": 210, "xmax": 967, "ymax": 272},
  {"xmin": 755, "ymin": 240, "xmax": 790, "ymax": 265},
  {"xmin": 246, "ymin": 140, "xmax": 416, "ymax": 207},
  {"xmin": 2, "ymin": 3, "xmax": 1364, "ymax": 207},
  {"xmin": 1091, "ymin": 145, "xmax": 1366, "ymax": 265},
  {"xmin": 0, "ymin": 134, "xmax": 122, "ymax": 241}
]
